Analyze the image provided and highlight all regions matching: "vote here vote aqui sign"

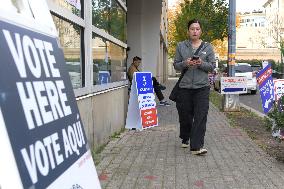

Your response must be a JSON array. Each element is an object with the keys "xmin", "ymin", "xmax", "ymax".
[{"xmin": 0, "ymin": 20, "xmax": 100, "ymax": 188}]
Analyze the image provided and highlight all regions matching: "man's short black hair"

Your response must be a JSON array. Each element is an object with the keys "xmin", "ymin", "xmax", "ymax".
[{"xmin": 133, "ymin": 56, "xmax": 142, "ymax": 62}]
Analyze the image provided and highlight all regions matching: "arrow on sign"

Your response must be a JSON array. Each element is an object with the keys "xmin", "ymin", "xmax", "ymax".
[{"xmin": 222, "ymin": 88, "xmax": 246, "ymax": 92}]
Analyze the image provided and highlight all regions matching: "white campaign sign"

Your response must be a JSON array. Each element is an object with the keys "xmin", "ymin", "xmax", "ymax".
[
  {"xmin": 125, "ymin": 73, "xmax": 142, "ymax": 130},
  {"xmin": 0, "ymin": 108, "xmax": 23, "ymax": 189},
  {"xmin": 274, "ymin": 79, "xmax": 284, "ymax": 101},
  {"xmin": 221, "ymin": 77, "xmax": 247, "ymax": 94}
]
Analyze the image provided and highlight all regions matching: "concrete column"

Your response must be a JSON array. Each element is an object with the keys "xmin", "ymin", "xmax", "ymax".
[
  {"xmin": 127, "ymin": 0, "xmax": 162, "ymax": 77},
  {"xmin": 141, "ymin": 0, "xmax": 162, "ymax": 76},
  {"xmin": 126, "ymin": 0, "xmax": 142, "ymax": 67}
]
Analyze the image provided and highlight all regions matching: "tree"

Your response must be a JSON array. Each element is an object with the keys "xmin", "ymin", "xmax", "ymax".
[
  {"xmin": 212, "ymin": 38, "xmax": 227, "ymax": 59},
  {"xmin": 211, "ymin": 13, "xmax": 240, "ymax": 60},
  {"xmin": 168, "ymin": 0, "xmax": 228, "ymax": 58},
  {"xmin": 72, "ymin": 0, "xmax": 126, "ymax": 42},
  {"xmin": 168, "ymin": 5, "xmax": 180, "ymax": 59},
  {"xmin": 92, "ymin": 0, "xmax": 126, "ymax": 42},
  {"xmin": 263, "ymin": 12, "xmax": 284, "ymax": 73}
]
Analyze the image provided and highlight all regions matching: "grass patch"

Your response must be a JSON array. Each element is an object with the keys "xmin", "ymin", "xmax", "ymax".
[
  {"xmin": 208, "ymin": 91, "xmax": 284, "ymax": 162},
  {"xmin": 91, "ymin": 127, "xmax": 126, "ymax": 165},
  {"xmin": 209, "ymin": 90, "xmax": 223, "ymax": 110},
  {"xmin": 111, "ymin": 127, "xmax": 126, "ymax": 139},
  {"xmin": 92, "ymin": 144, "xmax": 107, "ymax": 165}
]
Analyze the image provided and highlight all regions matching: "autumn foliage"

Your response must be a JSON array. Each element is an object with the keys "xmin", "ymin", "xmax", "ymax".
[{"xmin": 168, "ymin": 0, "xmax": 229, "ymax": 59}]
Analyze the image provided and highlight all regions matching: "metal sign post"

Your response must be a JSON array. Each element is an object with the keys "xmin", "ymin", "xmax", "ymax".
[{"xmin": 224, "ymin": 0, "xmax": 240, "ymax": 111}]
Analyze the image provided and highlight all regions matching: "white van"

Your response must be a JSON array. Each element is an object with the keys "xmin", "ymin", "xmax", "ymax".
[{"xmin": 214, "ymin": 63, "xmax": 258, "ymax": 94}]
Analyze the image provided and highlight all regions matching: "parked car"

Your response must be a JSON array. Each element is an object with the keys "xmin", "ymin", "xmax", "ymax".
[
  {"xmin": 272, "ymin": 70, "xmax": 284, "ymax": 79},
  {"xmin": 251, "ymin": 64, "xmax": 262, "ymax": 75},
  {"xmin": 213, "ymin": 63, "xmax": 257, "ymax": 94}
]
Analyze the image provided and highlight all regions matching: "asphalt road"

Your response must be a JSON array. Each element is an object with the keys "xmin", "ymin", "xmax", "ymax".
[{"xmin": 239, "ymin": 91, "xmax": 264, "ymax": 114}]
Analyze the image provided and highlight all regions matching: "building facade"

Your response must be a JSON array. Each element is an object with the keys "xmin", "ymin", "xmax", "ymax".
[
  {"xmin": 237, "ymin": 11, "xmax": 267, "ymax": 49},
  {"xmin": 236, "ymin": 10, "xmax": 281, "ymax": 61},
  {"xmin": 46, "ymin": 0, "xmax": 168, "ymax": 148},
  {"xmin": 263, "ymin": 0, "xmax": 284, "ymax": 49}
]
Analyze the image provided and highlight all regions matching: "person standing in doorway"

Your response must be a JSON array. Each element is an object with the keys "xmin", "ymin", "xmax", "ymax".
[
  {"xmin": 128, "ymin": 56, "xmax": 170, "ymax": 106},
  {"xmin": 173, "ymin": 19, "xmax": 215, "ymax": 155}
]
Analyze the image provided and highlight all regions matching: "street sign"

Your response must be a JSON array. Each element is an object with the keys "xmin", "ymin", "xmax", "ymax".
[{"xmin": 220, "ymin": 77, "xmax": 247, "ymax": 94}]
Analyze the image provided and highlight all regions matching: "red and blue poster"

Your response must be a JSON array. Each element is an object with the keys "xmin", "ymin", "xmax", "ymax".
[
  {"xmin": 256, "ymin": 64, "xmax": 274, "ymax": 114},
  {"xmin": 126, "ymin": 72, "xmax": 158, "ymax": 130}
]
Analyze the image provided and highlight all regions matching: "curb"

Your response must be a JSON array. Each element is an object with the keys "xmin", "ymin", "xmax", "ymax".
[{"xmin": 240, "ymin": 102, "xmax": 266, "ymax": 118}]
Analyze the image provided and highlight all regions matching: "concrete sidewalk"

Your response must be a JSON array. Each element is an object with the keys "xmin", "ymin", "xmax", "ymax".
[{"xmin": 96, "ymin": 79, "xmax": 284, "ymax": 189}]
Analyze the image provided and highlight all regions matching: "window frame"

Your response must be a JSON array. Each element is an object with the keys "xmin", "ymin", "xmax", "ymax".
[{"xmin": 47, "ymin": 0, "xmax": 128, "ymax": 97}]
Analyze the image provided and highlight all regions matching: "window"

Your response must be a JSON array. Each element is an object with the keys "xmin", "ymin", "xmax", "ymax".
[
  {"xmin": 92, "ymin": 0, "xmax": 127, "ymax": 42},
  {"xmin": 49, "ymin": 0, "xmax": 82, "ymax": 17},
  {"xmin": 52, "ymin": 15, "xmax": 84, "ymax": 88},
  {"xmin": 261, "ymin": 22, "xmax": 264, "ymax": 27},
  {"xmin": 49, "ymin": 0, "xmax": 128, "ymax": 94},
  {"xmin": 92, "ymin": 35, "xmax": 126, "ymax": 85}
]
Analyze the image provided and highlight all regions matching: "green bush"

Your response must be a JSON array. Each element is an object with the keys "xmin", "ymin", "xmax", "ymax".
[{"xmin": 267, "ymin": 96, "xmax": 284, "ymax": 130}]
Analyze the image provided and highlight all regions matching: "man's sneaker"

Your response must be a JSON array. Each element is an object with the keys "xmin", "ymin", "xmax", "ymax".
[
  {"xmin": 159, "ymin": 101, "xmax": 170, "ymax": 106},
  {"xmin": 191, "ymin": 148, "xmax": 207, "ymax": 155},
  {"xmin": 158, "ymin": 84, "xmax": 166, "ymax": 90},
  {"xmin": 181, "ymin": 139, "xmax": 189, "ymax": 148}
]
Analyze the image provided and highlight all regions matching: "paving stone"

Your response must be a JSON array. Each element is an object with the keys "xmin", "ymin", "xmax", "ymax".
[{"xmin": 96, "ymin": 80, "xmax": 284, "ymax": 189}]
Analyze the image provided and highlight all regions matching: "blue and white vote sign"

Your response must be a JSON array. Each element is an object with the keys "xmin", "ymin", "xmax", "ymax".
[
  {"xmin": 256, "ymin": 64, "xmax": 274, "ymax": 114},
  {"xmin": 0, "ymin": 19, "xmax": 100, "ymax": 189},
  {"xmin": 135, "ymin": 72, "xmax": 154, "ymax": 95},
  {"xmin": 126, "ymin": 72, "xmax": 158, "ymax": 130},
  {"xmin": 98, "ymin": 71, "xmax": 110, "ymax": 84}
]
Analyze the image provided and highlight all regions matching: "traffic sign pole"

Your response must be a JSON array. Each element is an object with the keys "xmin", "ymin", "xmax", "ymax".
[{"xmin": 223, "ymin": 0, "xmax": 240, "ymax": 111}]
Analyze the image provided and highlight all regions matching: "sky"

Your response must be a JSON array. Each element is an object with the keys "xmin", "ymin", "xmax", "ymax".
[{"xmin": 168, "ymin": 0, "xmax": 267, "ymax": 12}]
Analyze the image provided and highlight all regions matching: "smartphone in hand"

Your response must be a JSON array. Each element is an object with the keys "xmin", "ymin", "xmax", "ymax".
[{"xmin": 191, "ymin": 55, "xmax": 199, "ymax": 60}]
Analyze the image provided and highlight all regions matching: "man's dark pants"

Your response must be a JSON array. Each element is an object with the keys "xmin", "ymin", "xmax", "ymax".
[
  {"xmin": 152, "ymin": 77, "xmax": 164, "ymax": 101},
  {"xmin": 176, "ymin": 86, "xmax": 210, "ymax": 150}
]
